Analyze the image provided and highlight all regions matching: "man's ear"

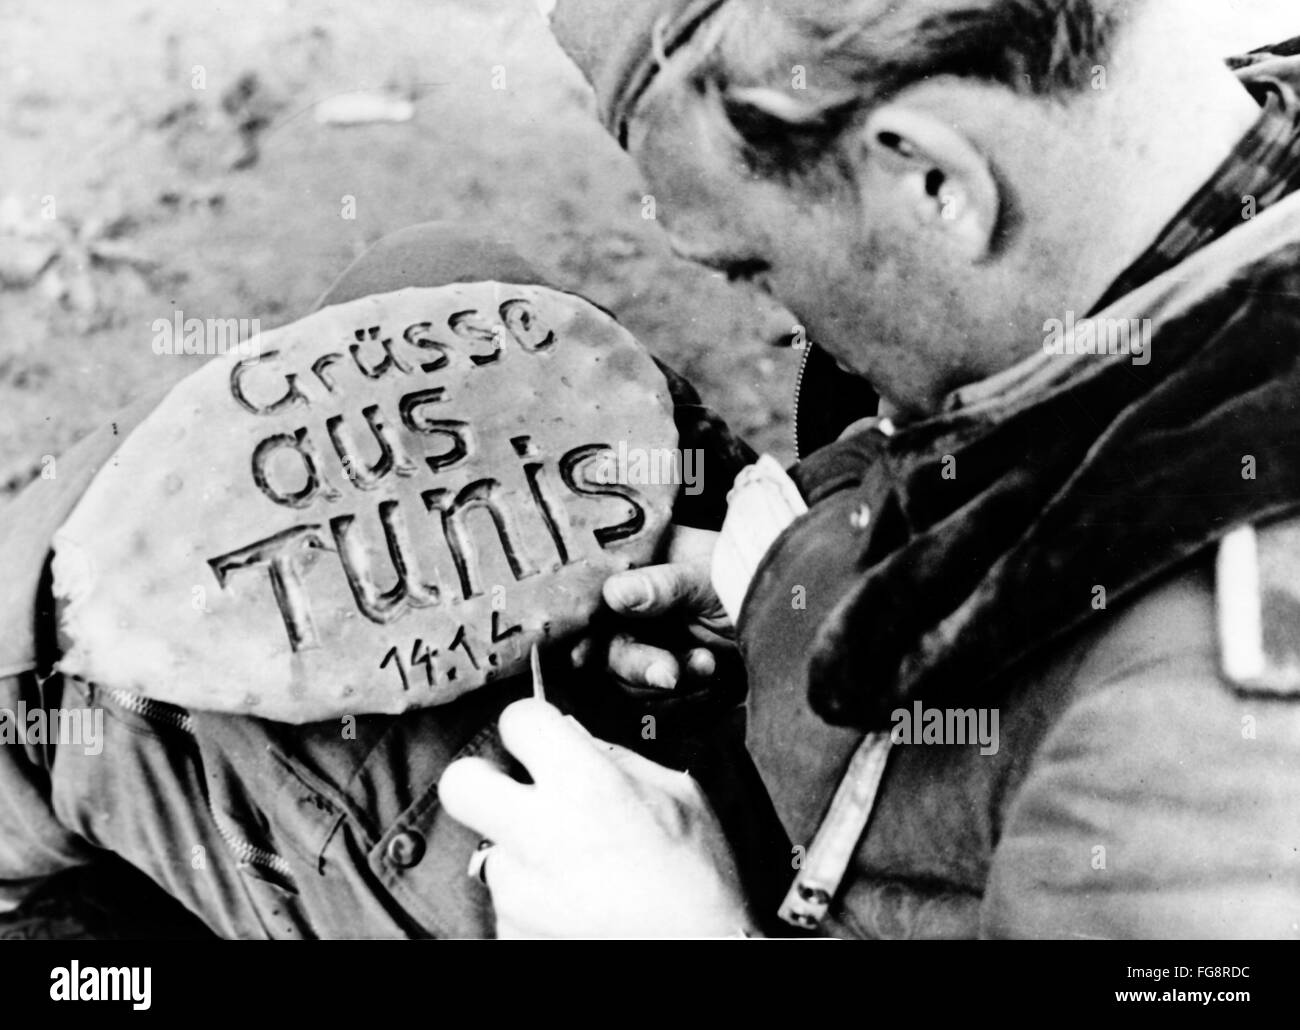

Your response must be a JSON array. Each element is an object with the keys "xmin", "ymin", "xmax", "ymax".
[{"xmin": 858, "ymin": 101, "xmax": 1000, "ymax": 259}]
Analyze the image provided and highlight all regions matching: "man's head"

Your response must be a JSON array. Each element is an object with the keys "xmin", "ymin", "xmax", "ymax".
[{"xmin": 594, "ymin": 0, "xmax": 1260, "ymax": 417}]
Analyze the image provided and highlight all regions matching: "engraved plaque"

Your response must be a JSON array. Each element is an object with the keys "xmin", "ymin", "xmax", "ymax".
[{"xmin": 53, "ymin": 284, "xmax": 678, "ymax": 722}]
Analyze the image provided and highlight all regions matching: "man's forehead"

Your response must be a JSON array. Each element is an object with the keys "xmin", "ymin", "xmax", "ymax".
[
  {"xmin": 547, "ymin": 0, "xmax": 859, "ymax": 140},
  {"xmin": 549, "ymin": 0, "xmax": 730, "ymax": 141},
  {"xmin": 548, "ymin": 0, "xmax": 919, "ymax": 138}
]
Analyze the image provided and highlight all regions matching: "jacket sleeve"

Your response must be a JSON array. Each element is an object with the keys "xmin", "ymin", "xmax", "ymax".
[
  {"xmin": 0, "ymin": 674, "xmax": 101, "ymax": 913},
  {"xmin": 980, "ymin": 567, "xmax": 1300, "ymax": 939},
  {"xmin": 0, "ymin": 400, "xmax": 160, "ymax": 911}
]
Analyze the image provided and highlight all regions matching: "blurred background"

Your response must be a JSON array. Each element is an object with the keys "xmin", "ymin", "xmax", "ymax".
[{"xmin": 2, "ymin": 0, "xmax": 1298, "ymax": 513}]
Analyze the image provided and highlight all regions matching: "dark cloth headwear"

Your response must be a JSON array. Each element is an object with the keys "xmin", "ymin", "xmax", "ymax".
[
  {"xmin": 549, "ymin": 0, "xmax": 729, "ymax": 146},
  {"xmin": 741, "ymin": 44, "xmax": 1300, "ymax": 731}
]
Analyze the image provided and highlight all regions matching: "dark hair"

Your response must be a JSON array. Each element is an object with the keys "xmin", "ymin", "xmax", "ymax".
[
  {"xmin": 800, "ymin": 0, "xmax": 1127, "ymax": 99},
  {"xmin": 689, "ymin": 0, "xmax": 1128, "ymax": 181}
]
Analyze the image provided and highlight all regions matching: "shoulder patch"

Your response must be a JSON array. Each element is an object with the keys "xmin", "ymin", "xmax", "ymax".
[{"xmin": 1216, "ymin": 521, "xmax": 1300, "ymax": 696}]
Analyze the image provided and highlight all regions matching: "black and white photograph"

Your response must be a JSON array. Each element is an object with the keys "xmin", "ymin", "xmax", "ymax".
[{"xmin": 0, "ymin": 0, "xmax": 1297, "ymax": 986}]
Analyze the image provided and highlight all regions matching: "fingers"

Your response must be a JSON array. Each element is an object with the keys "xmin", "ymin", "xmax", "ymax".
[
  {"xmin": 497, "ymin": 698, "xmax": 602, "ymax": 785},
  {"xmin": 606, "ymin": 636, "xmax": 718, "ymax": 690},
  {"xmin": 439, "ymin": 757, "xmax": 534, "ymax": 845},
  {"xmin": 684, "ymin": 647, "xmax": 717, "ymax": 678},
  {"xmin": 442, "ymin": 701, "xmax": 613, "ymax": 843},
  {"xmin": 474, "ymin": 848, "xmax": 555, "ymax": 939},
  {"xmin": 568, "ymin": 635, "xmax": 595, "ymax": 669},
  {"xmin": 608, "ymin": 634, "xmax": 680, "ymax": 689},
  {"xmin": 575, "ymin": 632, "xmax": 718, "ymax": 690},
  {"xmin": 603, "ymin": 562, "xmax": 711, "ymax": 619}
]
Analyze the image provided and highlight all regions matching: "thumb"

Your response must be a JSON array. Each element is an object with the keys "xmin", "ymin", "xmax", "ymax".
[{"xmin": 603, "ymin": 562, "xmax": 712, "ymax": 618}]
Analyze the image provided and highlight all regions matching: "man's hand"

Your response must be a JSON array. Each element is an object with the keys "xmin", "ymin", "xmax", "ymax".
[
  {"xmin": 439, "ymin": 698, "xmax": 754, "ymax": 938},
  {"xmin": 572, "ymin": 525, "xmax": 734, "ymax": 691}
]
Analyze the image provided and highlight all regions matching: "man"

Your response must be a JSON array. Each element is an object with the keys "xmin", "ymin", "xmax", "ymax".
[
  {"xmin": 437, "ymin": 0, "xmax": 1300, "ymax": 938},
  {"xmin": 6, "ymin": 0, "xmax": 1299, "ymax": 941}
]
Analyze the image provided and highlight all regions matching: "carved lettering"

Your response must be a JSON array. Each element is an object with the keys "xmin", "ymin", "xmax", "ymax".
[
  {"xmin": 327, "ymin": 404, "xmax": 418, "ymax": 490},
  {"xmin": 351, "ymin": 326, "xmax": 413, "ymax": 379},
  {"xmin": 208, "ymin": 525, "xmax": 334, "ymax": 651},
  {"xmin": 560, "ymin": 444, "xmax": 648, "ymax": 547},
  {"xmin": 312, "ymin": 352, "xmax": 346, "ymax": 393},
  {"xmin": 329, "ymin": 501, "xmax": 441, "ymax": 624},
  {"xmin": 231, "ymin": 351, "xmax": 309, "ymax": 415},
  {"xmin": 449, "ymin": 310, "xmax": 501, "ymax": 366},
  {"xmin": 402, "ymin": 322, "xmax": 454, "ymax": 374},
  {"xmin": 424, "ymin": 479, "xmax": 541, "ymax": 600},
  {"xmin": 399, "ymin": 388, "xmax": 472, "ymax": 474},
  {"xmin": 252, "ymin": 428, "xmax": 340, "ymax": 509},
  {"xmin": 500, "ymin": 298, "xmax": 555, "ymax": 352},
  {"xmin": 449, "ymin": 624, "xmax": 479, "ymax": 670},
  {"xmin": 490, "ymin": 609, "xmax": 522, "ymax": 642}
]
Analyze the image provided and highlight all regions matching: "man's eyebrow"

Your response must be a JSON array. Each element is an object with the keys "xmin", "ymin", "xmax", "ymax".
[
  {"xmin": 685, "ymin": 14, "xmax": 860, "ymax": 117},
  {"xmin": 724, "ymin": 85, "xmax": 859, "ymax": 130}
]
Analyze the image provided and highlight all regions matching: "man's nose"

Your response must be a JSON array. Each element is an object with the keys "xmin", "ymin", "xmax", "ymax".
[
  {"xmin": 665, "ymin": 233, "xmax": 749, "ymax": 273},
  {"xmin": 665, "ymin": 233, "xmax": 710, "ymax": 263}
]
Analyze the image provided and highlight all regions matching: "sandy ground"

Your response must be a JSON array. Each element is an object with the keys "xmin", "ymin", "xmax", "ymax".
[
  {"xmin": 4, "ymin": 1, "xmax": 1298, "ymax": 512},
  {"xmin": 0, "ymin": 0, "xmax": 804, "ymax": 513}
]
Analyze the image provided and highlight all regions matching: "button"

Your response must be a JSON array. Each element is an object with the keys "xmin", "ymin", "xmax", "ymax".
[{"xmin": 385, "ymin": 830, "xmax": 426, "ymax": 869}]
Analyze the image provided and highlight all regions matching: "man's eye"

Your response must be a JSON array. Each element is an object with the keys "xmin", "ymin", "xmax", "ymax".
[
  {"xmin": 718, "ymin": 95, "xmax": 807, "ymax": 177},
  {"xmin": 714, "ymin": 87, "xmax": 855, "ymax": 178},
  {"xmin": 720, "ymin": 95, "xmax": 791, "ymax": 150}
]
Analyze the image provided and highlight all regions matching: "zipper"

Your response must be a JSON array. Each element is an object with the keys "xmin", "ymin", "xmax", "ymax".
[
  {"xmin": 792, "ymin": 341, "xmax": 812, "ymax": 459},
  {"xmin": 212, "ymin": 819, "xmax": 295, "ymax": 879},
  {"xmin": 105, "ymin": 687, "xmax": 195, "ymax": 734},
  {"xmin": 103, "ymin": 687, "xmax": 295, "ymax": 881}
]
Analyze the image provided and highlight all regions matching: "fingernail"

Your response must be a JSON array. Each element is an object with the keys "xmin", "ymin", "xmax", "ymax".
[
  {"xmin": 645, "ymin": 662, "xmax": 677, "ymax": 690},
  {"xmin": 688, "ymin": 649, "xmax": 716, "ymax": 677},
  {"xmin": 608, "ymin": 575, "xmax": 651, "ymax": 611}
]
